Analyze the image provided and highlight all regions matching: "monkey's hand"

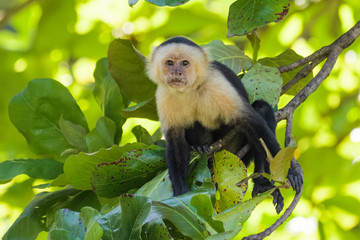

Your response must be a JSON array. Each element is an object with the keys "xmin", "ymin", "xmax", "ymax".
[
  {"xmin": 190, "ymin": 145, "xmax": 211, "ymax": 154},
  {"xmin": 252, "ymin": 176, "xmax": 284, "ymax": 214},
  {"xmin": 288, "ymin": 167, "xmax": 304, "ymax": 194}
]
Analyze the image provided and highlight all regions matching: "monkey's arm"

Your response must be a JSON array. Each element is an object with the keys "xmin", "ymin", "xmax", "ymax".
[{"xmin": 165, "ymin": 128, "xmax": 191, "ymax": 196}]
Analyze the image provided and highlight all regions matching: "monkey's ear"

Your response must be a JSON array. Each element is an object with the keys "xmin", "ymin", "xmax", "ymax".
[{"xmin": 202, "ymin": 47, "xmax": 213, "ymax": 63}]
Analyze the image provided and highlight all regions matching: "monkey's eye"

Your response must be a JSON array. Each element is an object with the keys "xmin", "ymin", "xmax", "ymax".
[
  {"xmin": 181, "ymin": 60, "xmax": 189, "ymax": 66},
  {"xmin": 165, "ymin": 60, "xmax": 174, "ymax": 66}
]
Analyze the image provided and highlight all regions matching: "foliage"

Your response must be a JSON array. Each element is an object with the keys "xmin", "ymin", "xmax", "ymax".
[{"xmin": 1, "ymin": 0, "xmax": 360, "ymax": 239}]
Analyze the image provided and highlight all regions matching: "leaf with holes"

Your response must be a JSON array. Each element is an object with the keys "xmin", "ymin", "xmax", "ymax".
[{"xmin": 213, "ymin": 150, "xmax": 248, "ymax": 213}]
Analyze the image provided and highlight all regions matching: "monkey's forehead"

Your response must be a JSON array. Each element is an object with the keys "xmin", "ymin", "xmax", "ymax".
[{"xmin": 152, "ymin": 43, "xmax": 205, "ymax": 61}]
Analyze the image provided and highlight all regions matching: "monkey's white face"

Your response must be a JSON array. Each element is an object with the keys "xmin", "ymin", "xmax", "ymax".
[
  {"xmin": 147, "ymin": 44, "xmax": 209, "ymax": 91},
  {"xmin": 160, "ymin": 54, "xmax": 196, "ymax": 89}
]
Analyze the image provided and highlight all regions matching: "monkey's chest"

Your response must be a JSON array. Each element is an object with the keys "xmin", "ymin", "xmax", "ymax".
[{"xmin": 157, "ymin": 86, "xmax": 242, "ymax": 130}]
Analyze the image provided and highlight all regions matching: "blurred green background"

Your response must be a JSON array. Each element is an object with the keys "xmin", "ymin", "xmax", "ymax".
[{"xmin": 0, "ymin": 0, "xmax": 359, "ymax": 239}]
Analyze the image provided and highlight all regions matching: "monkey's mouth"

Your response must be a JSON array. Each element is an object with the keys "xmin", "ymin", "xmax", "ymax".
[{"xmin": 167, "ymin": 78, "xmax": 187, "ymax": 88}]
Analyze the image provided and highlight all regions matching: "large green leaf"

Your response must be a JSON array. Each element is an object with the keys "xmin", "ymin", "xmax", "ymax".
[
  {"xmin": 258, "ymin": 49, "xmax": 313, "ymax": 95},
  {"xmin": 64, "ymin": 143, "xmax": 148, "ymax": 190},
  {"xmin": 93, "ymin": 58, "xmax": 126, "ymax": 143},
  {"xmin": 213, "ymin": 150, "xmax": 248, "ymax": 213},
  {"xmin": 241, "ymin": 63, "xmax": 282, "ymax": 107},
  {"xmin": 98, "ymin": 194, "xmax": 151, "ymax": 240},
  {"xmin": 91, "ymin": 149, "xmax": 166, "ymax": 198},
  {"xmin": 203, "ymin": 40, "xmax": 253, "ymax": 74},
  {"xmin": 3, "ymin": 189, "xmax": 100, "ymax": 240},
  {"xmin": 8, "ymin": 78, "xmax": 89, "ymax": 161},
  {"xmin": 108, "ymin": 39, "xmax": 156, "ymax": 102},
  {"xmin": 86, "ymin": 117, "xmax": 116, "ymax": 153},
  {"xmin": 228, "ymin": 0, "xmax": 290, "ymax": 37},
  {"xmin": 0, "ymin": 158, "xmax": 63, "ymax": 182}
]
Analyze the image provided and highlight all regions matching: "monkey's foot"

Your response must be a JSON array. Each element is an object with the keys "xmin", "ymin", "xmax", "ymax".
[
  {"xmin": 288, "ymin": 168, "xmax": 304, "ymax": 194},
  {"xmin": 190, "ymin": 145, "xmax": 211, "ymax": 154},
  {"xmin": 252, "ymin": 176, "xmax": 284, "ymax": 214}
]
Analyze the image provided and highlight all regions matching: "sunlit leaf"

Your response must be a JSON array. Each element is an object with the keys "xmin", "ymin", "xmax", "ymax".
[
  {"xmin": 203, "ymin": 40, "xmax": 252, "ymax": 74},
  {"xmin": 270, "ymin": 146, "xmax": 296, "ymax": 182},
  {"xmin": 0, "ymin": 158, "xmax": 63, "ymax": 182},
  {"xmin": 213, "ymin": 150, "xmax": 248, "ymax": 213},
  {"xmin": 228, "ymin": 0, "xmax": 290, "ymax": 37},
  {"xmin": 241, "ymin": 63, "xmax": 282, "ymax": 107},
  {"xmin": 91, "ymin": 149, "xmax": 166, "ymax": 198},
  {"xmin": 8, "ymin": 79, "xmax": 89, "ymax": 161}
]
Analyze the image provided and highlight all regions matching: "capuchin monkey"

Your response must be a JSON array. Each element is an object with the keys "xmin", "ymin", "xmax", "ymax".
[{"xmin": 146, "ymin": 36, "xmax": 303, "ymax": 213}]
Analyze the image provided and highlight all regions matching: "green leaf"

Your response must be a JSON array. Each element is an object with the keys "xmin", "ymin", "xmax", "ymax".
[
  {"xmin": 8, "ymin": 78, "xmax": 88, "ymax": 161},
  {"xmin": 145, "ymin": 0, "xmax": 189, "ymax": 7},
  {"xmin": 241, "ymin": 63, "xmax": 282, "ymax": 107},
  {"xmin": 98, "ymin": 194, "xmax": 151, "ymax": 240},
  {"xmin": 270, "ymin": 146, "xmax": 296, "ymax": 182},
  {"xmin": 119, "ymin": 97, "xmax": 158, "ymax": 121},
  {"xmin": 91, "ymin": 149, "xmax": 166, "ymax": 198},
  {"xmin": 190, "ymin": 194, "xmax": 225, "ymax": 233},
  {"xmin": 3, "ymin": 189, "xmax": 100, "ymax": 240},
  {"xmin": 258, "ymin": 49, "xmax": 313, "ymax": 95},
  {"xmin": 82, "ymin": 207, "xmax": 103, "ymax": 240},
  {"xmin": 136, "ymin": 169, "xmax": 172, "ymax": 201},
  {"xmin": 93, "ymin": 58, "xmax": 126, "ymax": 143},
  {"xmin": 228, "ymin": 0, "xmax": 290, "ymax": 37},
  {"xmin": 128, "ymin": 0, "xmax": 139, "ymax": 7},
  {"xmin": 187, "ymin": 155, "xmax": 212, "ymax": 192},
  {"xmin": 0, "ymin": 158, "xmax": 63, "ymax": 182},
  {"xmin": 203, "ymin": 40, "xmax": 252, "ymax": 74},
  {"xmin": 108, "ymin": 39, "xmax": 156, "ymax": 102},
  {"xmin": 49, "ymin": 207, "xmax": 103, "ymax": 240},
  {"xmin": 141, "ymin": 218, "xmax": 172, "ymax": 240},
  {"xmin": 213, "ymin": 150, "xmax": 248, "ymax": 213},
  {"xmin": 213, "ymin": 189, "xmax": 275, "ymax": 239},
  {"xmin": 49, "ymin": 209, "xmax": 86, "ymax": 240},
  {"xmin": 64, "ymin": 143, "xmax": 148, "ymax": 190},
  {"xmin": 86, "ymin": 117, "xmax": 116, "ymax": 153},
  {"xmin": 59, "ymin": 115, "xmax": 88, "ymax": 153},
  {"xmin": 132, "ymin": 125, "xmax": 153, "ymax": 145},
  {"xmin": 150, "ymin": 193, "xmax": 209, "ymax": 239}
]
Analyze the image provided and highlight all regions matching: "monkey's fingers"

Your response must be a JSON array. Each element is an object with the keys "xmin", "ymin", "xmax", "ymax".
[
  {"xmin": 288, "ymin": 168, "xmax": 304, "ymax": 194},
  {"xmin": 190, "ymin": 145, "xmax": 210, "ymax": 154},
  {"xmin": 272, "ymin": 189, "xmax": 284, "ymax": 214}
]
